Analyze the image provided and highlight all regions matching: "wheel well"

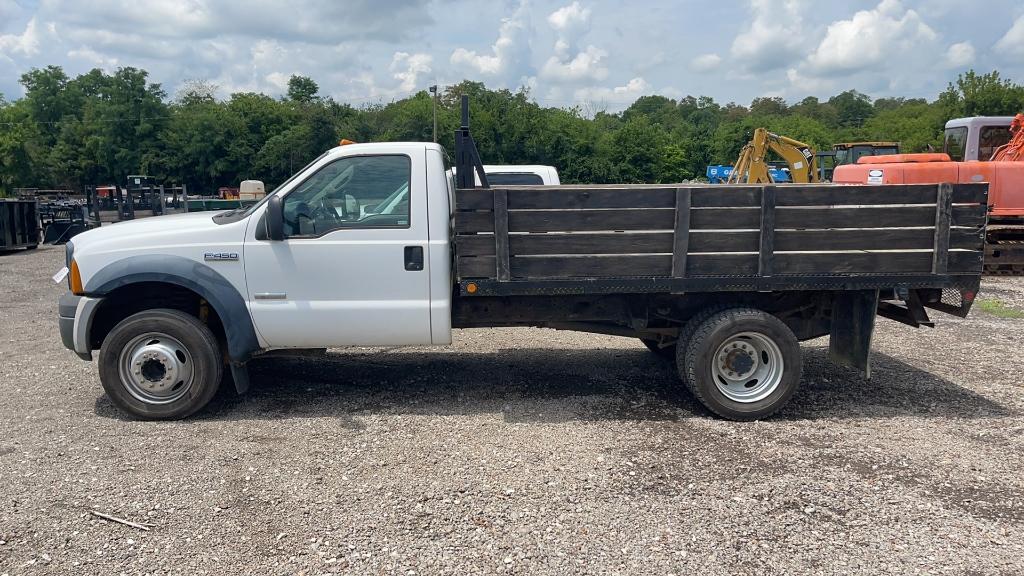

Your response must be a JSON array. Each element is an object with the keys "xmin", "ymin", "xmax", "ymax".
[{"xmin": 89, "ymin": 282, "xmax": 226, "ymax": 350}]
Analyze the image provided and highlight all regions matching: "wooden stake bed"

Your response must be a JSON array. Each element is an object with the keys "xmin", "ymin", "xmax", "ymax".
[{"xmin": 453, "ymin": 183, "xmax": 988, "ymax": 296}]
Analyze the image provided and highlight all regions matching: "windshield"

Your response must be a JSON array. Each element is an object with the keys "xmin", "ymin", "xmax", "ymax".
[{"xmin": 943, "ymin": 127, "xmax": 968, "ymax": 161}]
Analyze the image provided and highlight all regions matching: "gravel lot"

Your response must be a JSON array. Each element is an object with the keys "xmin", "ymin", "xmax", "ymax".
[{"xmin": 1, "ymin": 245, "xmax": 1023, "ymax": 575}]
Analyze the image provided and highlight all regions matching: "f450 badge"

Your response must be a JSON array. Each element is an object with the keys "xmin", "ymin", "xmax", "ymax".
[{"xmin": 204, "ymin": 252, "xmax": 239, "ymax": 261}]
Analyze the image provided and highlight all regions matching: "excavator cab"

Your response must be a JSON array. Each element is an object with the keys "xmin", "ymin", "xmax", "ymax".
[{"xmin": 833, "ymin": 142, "xmax": 900, "ymax": 166}]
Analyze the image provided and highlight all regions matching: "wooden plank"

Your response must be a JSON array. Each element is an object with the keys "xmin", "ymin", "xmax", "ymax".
[
  {"xmin": 691, "ymin": 186, "xmax": 761, "ymax": 208},
  {"xmin": 456, "ymin": 186, "xmax": 764, "ymax": 210},
  {"xmin": 455, "ymin": 189, "xmax": 493, "ymax": 210},
  {"xmin": 456, "ymin": 183, "xmax": 987, "ymax": 211},
  {"xmin": 456, "ymin": 199, "xmax": 989, "ymax": 234},
  {"xmin": 775, "ymin": 228, "xmax": 937, "ymax": 251},
  {"xmin": 514, "ymin": 255, "xmax": 671, "ymax": 278},
  {"xmin": 672, "ymin": 187, "xmax": 691, "ymax": 278},
  {"xmin": 951, "ymin": 205, "xmax": 986, "ymax": 228},
  {"xmin": 690, "ymin": 208, "xmax": 762, "ymax": 229},
  {"xmin": 759, "ymin": 185, "xmax": 776, "ymax": 277},
  {"xmin": 932, "ymin": 183, "xmax": 952, "ymax": 274},
  {"xmin": 493, "ymin": 189, "xmax": 510, "ymax": 281},
  {"xmin": 949, "ymin": 227, "xmax": 986, "ymax": 251},
  {"xmin": 459, "ymin": 231, "xmax": 768, "ymax": 256},
  {"xmin": 456, "ymin": 211, "xmax": 496, "ymax": 233},
  {"xmin": 948, "ymin": 250, "xmax": 984, "ymax": 272},
  {"xmin": 774, "ymin": 183, "xmax": 987, "ymax": 206},
  {"xmin": 508, "ymin": 188, "xmax": 675, "ymax": 209},
  {"xmin": 508, "ymin": 209, "xmax": 676, "ymax": 232},
  {"xmin": 510, "ymin": 254, "xmax": 758, "ymax": 279},
  {"xmin": 775, "ymin": 252, "xmax": 935, "ymax": 274},
  {"xmin": 458, "ymin": 256, "xmax": 497, "ymax": 278}
]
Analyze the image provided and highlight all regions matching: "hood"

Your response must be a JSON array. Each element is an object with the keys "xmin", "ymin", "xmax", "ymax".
[{"xmin": 70, "ymin": 211, "xmax": 248, "ymax": 257}]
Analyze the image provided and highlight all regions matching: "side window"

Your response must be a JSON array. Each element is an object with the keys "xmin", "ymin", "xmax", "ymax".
[
  {"xmin": 979, "ymin": 126, "xmax": 1011, "ymax": 160},
  {"xmin": 282, "ymin": 155, "xmax": 411, "ymax": 237},
  {"xmin": 943, "ymin": 127, "xmax": 968, "ymax": 162}
]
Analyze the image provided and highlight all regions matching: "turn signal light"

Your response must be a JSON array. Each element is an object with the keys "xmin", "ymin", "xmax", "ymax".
[{"xmin": 69, "ymin": 260, "xmax": 84, "ymax": 295}]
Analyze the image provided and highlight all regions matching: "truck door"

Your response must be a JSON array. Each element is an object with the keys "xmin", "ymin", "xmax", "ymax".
[{"xmin": 243, "ymin": 150, "xmax": 432, "ymax": 348}]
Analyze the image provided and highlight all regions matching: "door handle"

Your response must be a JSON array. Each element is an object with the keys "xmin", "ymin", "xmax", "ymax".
[
  {"xmin": 404, "ymin": 246, "xmax": 424, "ymax": 271},
  {"xmin": 254, "ymin": 292, "xmax": 287, "ymax": 300}
]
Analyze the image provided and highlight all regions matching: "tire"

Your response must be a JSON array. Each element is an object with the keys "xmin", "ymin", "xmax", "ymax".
[
  {"xmin": 98, "ymin": 309, "xmax": 223, "ymax": 420},
  {"xmin": 680, "ymin": 307, "xmax": 801, "ymax": 421},
  {"xmin": 641, "ymin": 338, "xmax": 676, "ymax": 360},
  {"xmin": 674, "ymin": 304, "xmax": 737, "ymax": 392}
]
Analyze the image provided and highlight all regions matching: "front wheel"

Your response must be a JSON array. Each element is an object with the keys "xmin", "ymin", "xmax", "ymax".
[
  {"xmin": 98, "ymin": 309, "xmax": 223, "ymax": 420},
  {"xmin": 680, "ymin": 307, "xmax": 801, "ymax": 421}
]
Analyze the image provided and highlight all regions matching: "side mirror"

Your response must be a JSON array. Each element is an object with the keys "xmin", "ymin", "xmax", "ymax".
[{"xmin": 266, "ymin": 195, "xmax": 285, "ymax": 241}]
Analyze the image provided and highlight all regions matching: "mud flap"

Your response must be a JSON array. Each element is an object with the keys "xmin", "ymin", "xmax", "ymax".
[
  {"xmin": 230, "ymin": 363, "xmax": 251, "ymax": 394},
  {"xmin": 829, "ymin": 289, "xmax": 879, "ymax": 378}
]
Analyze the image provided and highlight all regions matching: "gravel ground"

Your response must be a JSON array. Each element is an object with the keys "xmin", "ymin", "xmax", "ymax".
[{"xmin": 1, "ymin": 245, "xmax": 1023, "ymax": 575}]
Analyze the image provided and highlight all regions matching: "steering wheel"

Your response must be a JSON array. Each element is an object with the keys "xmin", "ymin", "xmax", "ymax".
[{"xmin": 316, "ymin": 197, "xmax": 343, "ymax": 221}]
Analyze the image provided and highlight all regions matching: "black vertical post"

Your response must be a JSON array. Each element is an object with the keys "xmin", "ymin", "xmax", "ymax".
[
  {"xmin": 758, "ymin": 185, "xmax": 777, "ymax": 279},
  {"xmin": 671, "ymin": 187, "xmax": 691, "ymax": 278},
  {"xmin": 493, "ymin": 189, "xmax": 510, "ymax": 281},
  {"xmin": 932, "ymin": 182, "xmax": 953, "ymax": 274},
  {"xmin": 453, "ymin": 95, "xmax": 489, "ymax": 189}
]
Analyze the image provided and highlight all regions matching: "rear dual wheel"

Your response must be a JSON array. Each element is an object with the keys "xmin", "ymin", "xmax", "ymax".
[{"xmin": 677, "ymin": 307, "xmax": 801, "ymax": 421}]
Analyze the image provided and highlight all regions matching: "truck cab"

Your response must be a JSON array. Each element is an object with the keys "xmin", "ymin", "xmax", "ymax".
[
  {"xmin": 942, "ymin": 116, "xmax": 1015, "ymax": 162},
  {"xmin": 59, "ymin": 142, "xmax": 455, "ymax": 417}
]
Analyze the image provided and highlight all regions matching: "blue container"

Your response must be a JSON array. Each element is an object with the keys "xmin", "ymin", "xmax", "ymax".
[{"xmin": 706, "ymin": 165, "xmax": 791, "ymax": 183}]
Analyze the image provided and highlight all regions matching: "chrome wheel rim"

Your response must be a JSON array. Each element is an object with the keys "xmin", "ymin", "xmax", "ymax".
[
  {"xmin": 711, "ymin": 331, "xmax": 784, "ymax": 403},
  {"xmin": 117, "ymin": 332, "xmax": 194, "ymax": 405}
]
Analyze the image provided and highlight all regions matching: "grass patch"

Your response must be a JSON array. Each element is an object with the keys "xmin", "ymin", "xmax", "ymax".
[{"xmin": 977, "ymin": 299, "xmax": 1024, "ymax": 319}]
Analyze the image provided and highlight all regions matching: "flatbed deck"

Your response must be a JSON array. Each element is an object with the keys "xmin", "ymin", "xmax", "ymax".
[{"xmin": 453, "ymin": 183, "xmax": 988, "ymax": 297}]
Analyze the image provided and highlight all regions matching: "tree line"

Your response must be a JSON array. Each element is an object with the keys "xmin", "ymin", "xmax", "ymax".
[{"xmin": 1, "ymin": 66, "xmax": 1023, "ymax": 196}]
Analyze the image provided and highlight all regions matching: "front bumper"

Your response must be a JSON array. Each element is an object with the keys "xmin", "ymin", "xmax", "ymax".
[{"xmin": 58, "ymin": 291, "xmax": 103, "ymax": 361}]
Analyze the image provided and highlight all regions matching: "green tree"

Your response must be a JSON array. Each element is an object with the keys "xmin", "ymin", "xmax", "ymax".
[{"xmin": 287, "ymin": 75, "xmax": 320, "ymax": 103}]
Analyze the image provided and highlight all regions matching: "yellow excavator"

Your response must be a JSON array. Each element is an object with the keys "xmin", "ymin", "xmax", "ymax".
[{"xmin": 726, "ymin": 128, "xmax": 820, "ymax": 184}]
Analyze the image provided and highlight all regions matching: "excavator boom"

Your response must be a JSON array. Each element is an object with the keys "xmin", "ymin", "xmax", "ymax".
[{"xmin": 727, "ymin": 128, "xmax": 819, "ymax": 184}]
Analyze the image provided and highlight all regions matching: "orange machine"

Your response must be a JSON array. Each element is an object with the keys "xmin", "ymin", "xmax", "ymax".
[{"xmin": 834, "ymin": 114, "xmax": 1024, "ymax": 274}]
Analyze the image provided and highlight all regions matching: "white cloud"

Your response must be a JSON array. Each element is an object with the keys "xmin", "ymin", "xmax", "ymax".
[
  {"xmin": 806, "ymin": 0, "xmax": 938, "ymax": 76},
  {"xmin": 943, "ymin": 41, "xmax": 975, "ymax": 68},
  {"xmin": 538, "ymin": 2, "xmax": 608, "ymax": 83},
  {"xmin": 547, "ymin": 1, "xmax": 591, "ymax": 32},
  {"xmin": 690, "ymin": 53, "xmax": 721, "ymax": 72},
  {"xmin": 391, "ymin": 51, "xmax": 432, "ymax": 93},
  {"xmin": 785, "ymin": 67, "xmax": 836, "ymax": 94},
  {"xmin": 541, "ymin": 45, "xmax": 608, "ymax": 82},
  {"xmin": 450, "ymin": 0, "xmax": 531, "ymax": 78},
  {"xmin": 995, "ymin": 14, "xmax": 1024, "ymax": 58},
  {"xmin": 574, "ymin": 76, "xmax": 651, "ymax": 102},
  {"xmin": 730, "ymin": 0, "xmax": 807, "ymax": 71},
  {"xmin": 0, "ymin": 16, "xmax": 42, "ymax": 58}
]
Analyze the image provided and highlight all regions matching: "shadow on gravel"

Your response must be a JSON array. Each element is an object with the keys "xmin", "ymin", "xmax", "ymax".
[
  {"xmin": 92, "ymin": 343, "xmax": 1011, "ymax": 423},
  {"xmin": 786, "ymin": 347, "xmax": 1011, "ymax": 420}
]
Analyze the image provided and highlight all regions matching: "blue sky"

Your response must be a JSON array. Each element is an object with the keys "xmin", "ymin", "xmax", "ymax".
[{"xmin": 1, "ymin": 0, "xmax": 1023, "ymax": 110}]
